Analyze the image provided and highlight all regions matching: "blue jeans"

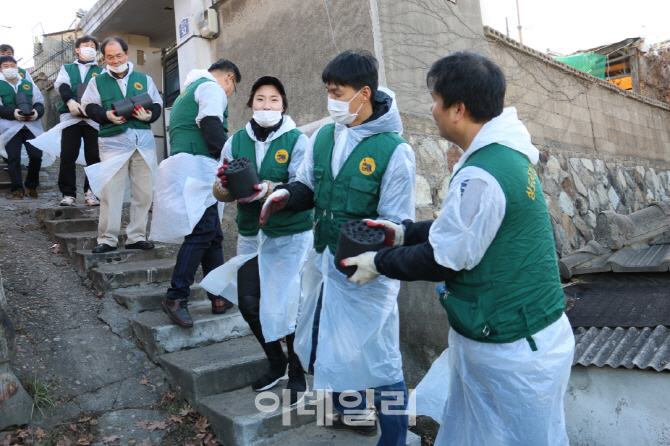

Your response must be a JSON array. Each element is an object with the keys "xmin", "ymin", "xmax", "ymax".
[
  {"xmin": 166, "ymin": 204, "xmax": 224, "ymax": 301},
  {"xmin": 333, "ymin": 379, "xmax": 409, "ymax": 446}
]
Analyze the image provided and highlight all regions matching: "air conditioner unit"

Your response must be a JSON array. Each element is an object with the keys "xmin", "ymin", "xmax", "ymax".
[{"xmin": 199, "ymin": 8, "xmax": 219, "ymax": 39}]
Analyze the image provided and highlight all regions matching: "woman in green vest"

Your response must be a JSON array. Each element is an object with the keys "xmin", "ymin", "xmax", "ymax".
[{"xmin": 200, "ymin": 75, "xmax": 313, "ymax": 406}]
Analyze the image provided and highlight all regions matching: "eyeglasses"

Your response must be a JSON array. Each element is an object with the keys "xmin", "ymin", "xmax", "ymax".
[{"xmin": 230, "ymin": 75, "xmax": 237, "ymax": 94}]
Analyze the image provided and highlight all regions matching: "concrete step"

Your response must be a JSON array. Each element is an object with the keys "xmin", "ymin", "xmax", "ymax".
[
  {"xmin": 197, "ymin": 376, "xmax": 321, "ymax": 446},
  {"xmin": 71, "ymin": 245, "xmax": 170, "ymax": 273},
  {"xmin": 0, "ymin": 170, "xmax": 27, "ymax": 182},
  {"xmin": 0, "ymin": 182, "xmax": 58, "ymax": 192},
  {"xmin": 34, "ymin": 206, "xmax": 98, "ymax": 223},
  {"xmin": 53, "ymin": 231, "xmax": 127, "ymax": 255},
  {"xmin": 44, "ymin": 218, "xmax": 98, "ymax": 235},
  {"xmin": 132, "ymin": 303, "xmax": 250, "ymax": 361},
  {"xmin": 158, "ymin": 335, "xmax": 268, "ymax": 405},
  {"xmin": 113, "ymin": 282, "xmax": 208, "ymax": 313},
  {"xmin": 90, "ymin": 258, "xmax": 176, "ymax": 291},
  {"xmin": 254, "ymin": 422, "xmax": 422, "ymax": 446}
]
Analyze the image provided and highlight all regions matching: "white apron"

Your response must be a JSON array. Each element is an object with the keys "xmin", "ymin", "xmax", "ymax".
[
  {"xmin": 200, "ymin": 229, "xmax": 313, "ymax": 342},
  {"xmin": 413, "ymin": 314, "xmax": 574, "ymax": 446},
  {"xmin": 0, "ymin": 119, "xmax": 55, "ymax": 167},
  {"xmin": 293, "ymin": 247, "xmax": 404, "ymax": 393},
  {"xmin": 30, "ymin": 114, "xmax": 99, "ymax": 165},
  {"xmin": 149, "ymin": 153, "xmax": 223, "ymax": 243}
]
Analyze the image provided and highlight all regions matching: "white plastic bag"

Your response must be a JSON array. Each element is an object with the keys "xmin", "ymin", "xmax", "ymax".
[{"xmin": 29, "ymin": 115, "xmax": 98, "ymax": 166}]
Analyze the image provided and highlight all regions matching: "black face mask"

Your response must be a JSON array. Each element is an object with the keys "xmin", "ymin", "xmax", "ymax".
[{"xmin": 250, "ymin": 116, "xmax": 283, "ymax": 142}]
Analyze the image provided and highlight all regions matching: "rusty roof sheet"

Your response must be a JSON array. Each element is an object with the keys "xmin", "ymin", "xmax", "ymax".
[{"xmin": 573, "ymin": 326, "xmax": 670, "ymax": 372}]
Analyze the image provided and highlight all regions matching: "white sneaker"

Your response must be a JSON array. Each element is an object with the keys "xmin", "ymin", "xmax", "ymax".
[
  {"xmin": 59, "ymin": 196, "xmax": 76, "ymax": 206},
  {"xmin": 85, "ymin": 190, "xmax": 100, "ymax": 206}
]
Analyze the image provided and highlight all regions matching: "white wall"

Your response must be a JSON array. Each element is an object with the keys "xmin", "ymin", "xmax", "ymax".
[{"xmin": 565, "ymin": 366, "xmax": 670, "ymax": 445}]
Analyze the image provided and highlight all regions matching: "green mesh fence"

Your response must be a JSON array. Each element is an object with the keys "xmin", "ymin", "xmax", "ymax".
[{"xmin": 554, "ymin": 52, "xmax": 607, "ymax": 79}]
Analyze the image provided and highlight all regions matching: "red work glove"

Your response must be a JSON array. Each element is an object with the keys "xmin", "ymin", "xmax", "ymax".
[
  {"xmin": 364, "ymin": 219, "xmax": 405, "ymax": 247},
  {"xmin": 237, "ymin": 182, "xmax": 269, "ymax": 204},
  {"xmin": 259, "ymin": 189, "xmax": 290, "ymax": 227},
  {"xmin": 216, "ymin": 159, "xmax": 229, "ymax": 188}
]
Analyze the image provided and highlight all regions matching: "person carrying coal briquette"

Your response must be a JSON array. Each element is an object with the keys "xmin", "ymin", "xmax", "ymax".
[
  {"xmin": 259, "ymin": 51, "xmax": 416, "ymax": 445},
  {"xmin": 200, "ymin": 74, "xmax": 314, "ymax": 407},
  {"xmin": 342, "ymin": 51, "xmax": 575, "ymax": 446}
]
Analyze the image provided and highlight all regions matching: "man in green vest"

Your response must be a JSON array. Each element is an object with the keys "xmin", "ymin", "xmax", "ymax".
[
  {"xmin": 53, "ymin": 35, "xmax": 102, "ymax": 206},
  {"xmin": 81, "ymin": 37, "xmax": 163, "ymax": 254},
  {"xmin": 342, "ymin": 51, "xmax": 575, "ymax": 446},
  {"xmin": 0, "ymin": 55, "xmax": 44, "ymax": 199},
  {"xmin": 260, "ymin": 51, "xmax": 416, "ymax": 444},
  {"xmin": 0, "ymin": 44, "xmax": 32, "ymax": 82},
  {"xmin": 150, "ymin": 61, "xmax": 240, "ymax": 327}
]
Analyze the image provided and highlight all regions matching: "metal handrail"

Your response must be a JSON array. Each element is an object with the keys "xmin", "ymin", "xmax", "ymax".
[{"xmin": 32, "ymin": 40, "xmax": 76, "ymax": 87}]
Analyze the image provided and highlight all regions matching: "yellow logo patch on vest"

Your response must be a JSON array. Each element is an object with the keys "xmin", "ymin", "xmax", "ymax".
[
  {"xmin": 19, "ymin": 72, "xmax": 25, "ymax": 78},
  {"xmin": 22, "ymin": 84, "xmax": 30, "ymax": 90},
  {"xmin": 359, "ymin": 157, "xmax": 376, "ymax": 175},
  {"xmin": 134, "ymin": 82, "xmax": 144, "ymax": 90},
  {"xmin": 92, "ymin": 72, "xmax": 99, "ymax": 77},
  {"xmin": 275, "ymin": 149, "xmax": 289, "ymax": 164}
]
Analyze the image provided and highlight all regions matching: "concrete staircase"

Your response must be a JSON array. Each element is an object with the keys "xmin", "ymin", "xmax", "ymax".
[
  {"xmin": 0, "ymin": 161, "xmax": 58, "ymax": 197},
  {"xmin": 34, "ymin": 205, "xmax": 421, "ymax": 446}
]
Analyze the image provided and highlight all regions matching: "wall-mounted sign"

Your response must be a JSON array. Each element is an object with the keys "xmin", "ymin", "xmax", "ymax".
[{"xmin": 179, "ymin": 17, "xmax": 189, "ymax": 40}]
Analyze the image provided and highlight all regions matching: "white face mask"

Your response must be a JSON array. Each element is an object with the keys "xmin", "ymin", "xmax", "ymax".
[
  {"xmin": 79, "ymin": 47, "xmax": 97, "ymax": 62},
  {"xmin": 253, "ymin": 110, "xmax": 283, "ymax": 128},
  {"xmin": 2, "ymin": 68, "xmax": 19, "ymax": 80},
  {"xmin": 327, "ymin": 89, "xmax": 364, "ymax": 125},
  {"xmin": 107, "ymin": 62, "xmax": 128, "ymax": 74}
]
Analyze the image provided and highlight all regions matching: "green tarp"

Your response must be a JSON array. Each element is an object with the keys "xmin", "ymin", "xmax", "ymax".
[{"xmin": 555, "ymin": 52, "xmax": 607, "ymax": 79}]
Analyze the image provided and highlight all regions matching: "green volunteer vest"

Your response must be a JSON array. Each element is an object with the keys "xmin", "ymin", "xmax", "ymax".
[
  {"xmin": 0, "ymin": 78, "xmax": 33, "ymax": 109},
  {"xmin": 96, "ymin": 71, "xmax": 151, "ymax": 137},
  {"xmin": 56, "ymin": 63, "xmax": 102, "ymax": 114},
  {"xmin": 169, "ymin": 78, "xmax": 220, "ymax": 158},
  {"xmin": 442, "ymin": 143, "xmax": 564, "ymax": 350},
  {"xmin": 231, "ymin": 128, "xmax": 313, "ymax": 238},
  {"xmin": 312, "ymin": 123, "xmax": 404, "ymax": 254}
]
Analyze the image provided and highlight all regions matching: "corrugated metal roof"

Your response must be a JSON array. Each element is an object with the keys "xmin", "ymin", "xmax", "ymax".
[{"xmin": 573, "ymin": 326, "xmax": 670, "ymax": 372}]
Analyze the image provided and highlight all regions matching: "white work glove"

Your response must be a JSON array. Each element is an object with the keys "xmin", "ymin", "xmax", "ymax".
[
  {"xmin": 364, "ymin": 219, "xmax": 404, "ymax": 247},
  {"xmin": 67, "ymin": 100, "xmax": 84, "ymax": 116},
  {"xmin": 26, "ymin": 110, "xmax": 39, "ymax": 121},
  {"xmin": 106, "ymin": 110, "xmax": 125, "ymax": 125},
  {"xmin": 259, "ymin": 189, "xmax": 290, "ymax": 227},
  {"xmin": 132, "ymin": 105, "xmax": 152, "ymax": 122},
  {"xmin": 13, "ymin": 109, "xmax": 26, "ymax": 121},
  {"xmin": 237, "ymin": 182, "xmax": 269, "ymax": 204},
  {"xmin": 342, "ymin": 251, "xmax": 380, "ymax": 285}
]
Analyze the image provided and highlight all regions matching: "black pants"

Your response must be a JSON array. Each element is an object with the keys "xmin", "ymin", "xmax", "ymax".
[
  {"xmin": 167, "ymin": 204, "xmax": 224, "ymax": 301},
  {"xmin": 58, "ymin": 122, "xmax": 100, "ymax": 197},
  {"xmin": 5, "ymin": 128, "xmax": 41, "ymax": 192},
  {"xmin": 238, "ymin": 256, "xmax": 298, "ymax": 370}
]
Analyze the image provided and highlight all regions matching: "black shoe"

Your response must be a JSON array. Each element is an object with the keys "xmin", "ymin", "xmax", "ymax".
[
  {"xmin": 92, "ymin": 243, "xmax": 116, "ymax": 253},
  {"xmin": 325, "ymin": 412, "xmax": 378, "ymax": 436},
  {"xmin": 252, "ymin": 364, "xmax": 288, "ymax": 392},
  {"xmin": 161, "ymin": 298, "xmax": 193, "ymax": 328},
  {"xmin": 284, "ymin": 369, "xmax": 308, "ymax": 407},
  {"xmin": 124, "ymin": 241, "xmax": 154, "ymax": 250},
  {"xmin": 211, "ymin": 298, "xmax": 234, "ymax": 314}
]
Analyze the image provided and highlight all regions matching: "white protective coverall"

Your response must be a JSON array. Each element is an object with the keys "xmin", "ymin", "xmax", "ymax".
[
  {"xmin": 30, "ymin": 60, "xmax": 102, "ymax": 165},
  {"xmin": 81, "ymin": 62, "xmax": 162, "ymax": 246},
  {"xmin": 0, "ymin": 73, "xmax": 55, "ymax": 167},
  {"xmin": 292, "ymin": 87, "xmax": 416, "ymax": 393},
  {"xmin": 149, "ymin": 69, "xmax": 226, "ymax": 244},
  {"xmin": 412, "ymin": 108, "xmax": 575, "ymax": 446},
  {"xmin": 199, "ymin": 115, "xmax": 313, "ymax": 343}
]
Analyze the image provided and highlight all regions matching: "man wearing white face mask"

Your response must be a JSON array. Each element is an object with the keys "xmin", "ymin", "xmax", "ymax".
[
  {"xmin": 47, "ymin": 36, "xmax": 102, "ymax": 206},
  {"xmin": 200, "ymin": 75, "xmax": 313, "ymax": 407},
  {"xmin": 259, "ymin": 51, "xmax": 416, "ymax": 444},
  {"xmin": 81, "ymin": 36, "xmax": 163, "ymax": 254},
  {"xmin": 149, "ymin": 60, "xmax": 240, "ymax": 326},
  {"xmin": 0, "ymin": 55, "xmax": 45, "ymax": 200}
]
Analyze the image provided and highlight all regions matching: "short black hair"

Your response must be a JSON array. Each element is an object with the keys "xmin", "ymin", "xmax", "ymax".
[
  {"xmin": 0, "ymin": 44, "xmax": 14, "ymax": 55},
  {"xmin": 246, "ymin": 76, "xmax": 288, "ymax": 113},
  {"xmin": 427, "ymin": 51, "xmax": 506, "ymax": 123},
  {"xmin": 100, "ymin": 37, "xmax": 128, "ymax": 55},
  {"xmin": 0, "ymin": 55, "xmax": 17, "ymax": 66},
  {"xmin": 208, "ymin": 59, "xmax": 241, "ymax": 83},
  {"xmin": 75, "ymin": 35, "xmax": 99, "ymax": 50},
  {"xmin": 322, "ymin": 50, "xmax": 378, "ymax": 98}
]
